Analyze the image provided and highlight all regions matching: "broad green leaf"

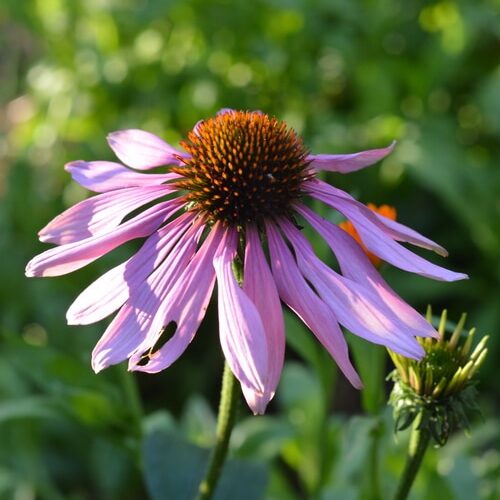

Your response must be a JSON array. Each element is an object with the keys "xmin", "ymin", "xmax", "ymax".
[
  {"xmin": 348, "ymin": 335, "xmax": 386, "ymax": 414},
  {"xmin": 444, "ymin": 456, "xmax": 480, "ymax": 500},
  {"xmin": 232, "ymin": 416, "xmax": 294, "ymax": 461},
  {"xmin": 283, "ymin": 310, "xmax": 319, "ymax": 369},
  {"xmin": 180, "ymin": 395, "xmax": 216, "ymax": 447},
  {"xmin": 0, "ymin": 396, "xmax": 57, "ymax": 422},
  {"xmin": 142, "ymin": 429, "xmax": 268, "ymax": 500},
  {"xmin": 143, "ymin": 430, "xmax": 209, "ymax": 500}
]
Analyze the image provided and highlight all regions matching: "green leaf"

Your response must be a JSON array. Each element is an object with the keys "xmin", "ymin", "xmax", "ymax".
[
  {"xmin": 142, "ymin": 429, "xmax": 267, "ymax": 500},
  {"xmin": 319, "ymin": 485, "xmax": 358, "ymax": 500},
  {"xmin": 327, "ymin": 415, "xmax": 380, "ymax": 488},
  {"xmin": 349, "ymin": 335, "xmax": 386, "ymax": 414},
  {"xmin": 277, "ymin": 363, "xmax": 326, "ymax": 493},
  {"xmin": 445, "ymin": 456, "xmax": 480, "ymax": 500},
  {"xmin": 283, "ymin": 310, "xmax": 319, "ymax": 369},
  {"xmin": 180, "ymin": 395, "xmax": 216, "ymax": 447},
  {"xmin": 0, "ymin": 466, "xmax": 16, "ymax": 497},
  {"xmin": 0, "ymin": 396, "xmax": 57, "ymax": 422},
  {"xmin": 233, "ymin": 416, "xmax": 294, "ymax": 461},
  {"xmin": 143, "ymin": 430, "xmax": 208, "ymax": 500},
  {"xmin": 142, "ymin": 410, "xmax": 177, "ymax": 435},
  {"xmin": 278, "ymin": 362, "xmax": 323, "ymax": 416},
  {"xmin": 215, "ymin": 459, "xmax": 268, "ymax": 500},
  {"xmin": 57, "ymin": 387, "xmax": 123, "ymax": 428}
]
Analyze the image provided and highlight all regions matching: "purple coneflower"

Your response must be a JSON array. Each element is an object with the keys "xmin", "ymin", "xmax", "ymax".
[{"xmin": 26, "ymin": 109, "xmax": 467, "ymax": 414}]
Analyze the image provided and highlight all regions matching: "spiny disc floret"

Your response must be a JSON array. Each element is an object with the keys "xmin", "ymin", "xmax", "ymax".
[{"xmin": 173, "ymin": 111, "xmax": 311, "ymax": 225}]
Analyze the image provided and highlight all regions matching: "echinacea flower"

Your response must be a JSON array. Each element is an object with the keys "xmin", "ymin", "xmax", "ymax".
[{"xmin": 26, "ymin": 109, "xmax": 467, "ymax": 414}]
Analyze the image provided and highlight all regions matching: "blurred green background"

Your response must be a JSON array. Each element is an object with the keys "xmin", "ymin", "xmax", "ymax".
[{"xmin": 1, "ymin": 0, "xmax": 499, "ymax": 499}]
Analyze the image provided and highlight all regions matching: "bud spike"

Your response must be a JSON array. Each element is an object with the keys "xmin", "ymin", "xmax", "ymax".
[
  {"xmin": 408, "ymin": 366, "xmax": 419, "ymax": 393},
  {"xmin": 432, "ymin": 377, "xmax": 448, "ymax": 398},
  {"xmin": 438, "ymin": 309, "xmax": 448, "ymax": 341},
  {"xmin": 461, "ymin": 328, "xmax": 476, "ymax": 357},
  {"xmin": 424, "ymin": 368, "xmax": 434, "ymax": 394},
  {"xmin": 426, "ymin": 304, "xmax": 433, "ymax": 323},
  {"xmin": 459, "ymin": 360, "xmax": 475, "ymax": 384},
  {"xmin": 470, "ymin": 335, "xmax": 489, "ymax": 361},
  {"xmin": 469, "ymin": 349, "xmax": 488, "ymax": 378},
  {"xmin": 448, "ymin": 313, "xmax": 467, "ymax": 349}
]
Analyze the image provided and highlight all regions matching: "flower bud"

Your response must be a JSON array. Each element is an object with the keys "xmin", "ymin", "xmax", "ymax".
[{"xmin": 388, "ymin": 307, "xmax": 488, "ymax": 445}]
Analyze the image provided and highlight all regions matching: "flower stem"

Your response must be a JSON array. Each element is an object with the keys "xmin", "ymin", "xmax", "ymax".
[
  {"xmin": 197, "ymin": 361, "xmax": 239, "ymax": 500},
  {"xmin": 393, "ymin": 412, "xmax": 431, "ymax": 500}
]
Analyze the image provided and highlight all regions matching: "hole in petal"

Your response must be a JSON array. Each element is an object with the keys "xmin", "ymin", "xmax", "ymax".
[
  {"xmin": 136, "ymin": 321, "xmax": 177, "ymax": 366},
  {"xmin": 150, "ymin": 321, "xmax": 178, "ymax": 354}
]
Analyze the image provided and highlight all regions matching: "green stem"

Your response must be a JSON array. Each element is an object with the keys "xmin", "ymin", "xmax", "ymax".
[
  {"xmin": 393, "ymin": 413, "xmax": 431, "ymax": 500},
  {"xmin": 197, "ymin": 361, "xmax": 239, "ymax": 500}
]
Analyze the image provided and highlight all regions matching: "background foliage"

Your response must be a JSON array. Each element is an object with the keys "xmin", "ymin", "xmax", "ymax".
[{"xmin": 1, "ymin": 0, "xmax": 499, "ymax": 498}]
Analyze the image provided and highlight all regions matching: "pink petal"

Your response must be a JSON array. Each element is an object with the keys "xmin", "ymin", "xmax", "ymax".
[
  {"xmin": 126, "ymin": 223, "xmax": 223, "ymax": 373},
  {"xmin": 241, "ymin": 225, "xmax": 285, "ymax": 413},
  {"xmin": 107, "ymin": 129, "xmax": 190, "ymax": 170},
  {"xmin": 91, "ymin": 218, "xmax": 207, "ymax": 372},
  {"xmin": 25, "ymin": 199, "xmax": 184, "ymax": 277},
  {"xmin": 67, "ymin": 211, "xmax": 197, "ymax": 325},
  {"xmin": 278, "ymin": 218, "xmax": 425, "ymax": 359},
  {"xmin": 307, "ymin": 141, "xmax": 395, "ymax": 173},
  {"xmin": 309, "ymin": 180, "xmax": 447, "ymax": 255},
  {"xmin": 372, "ymin": 213, "xmax": 447, "ymax": 257},
  {"xmin": 297, "ymin": 204, "xmax": 438, "ymax": 339},
  {"xmin": 65, "ymin": 160, "xmax": 180, "ymax": 192},
  {"xmin": 265, "ymin": 221, "xmax": 362, "ymax": 388},
  {"xmin": 216, "ymin": 108, "xmax": 237, "ymax": 116},
  {"xmin": 38, "ymin": 185, "xmax": 174, "ymax": 245},
  {"xmin": 213, "ymin": 229, "xmax": 270, "ymax": 410},
  {"xmin": 306, "ymin": 181, "xmax": 468, "ymax": 281}
]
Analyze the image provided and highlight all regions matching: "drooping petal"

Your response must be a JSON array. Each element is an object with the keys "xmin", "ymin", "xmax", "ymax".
[
  {"xmin": 306, "ymin": 180, "xmax": 467, "ymax": 281},
  {"xmin": 373, "ymin": 213, "xmax": 449, "ymax": 256},
  {"xmin": 307, "ymin": 141, "xmax": 395, "ymax": 173},
  {"xmin": 126, "ymin": 223, "xmax": 223, "ymax": 373},
  {"xmin": 241, "ymin": 224, "xmax": 285, "ymax": 413},
  {"xmin": 107, "ymin": 129, "xmax": 190, "ymax": 170},
  {"xmin": 297, "ymin": 204, "xmax": 438, "ymax": 339},
  {"xmin": 278, "ymin": 218, "xmax": 425, "ymax": 359},
  {"xmin": 65, "ymin": 160, "xmax": 180, "ymax": 193},
  {"xmin": 266, "ymin": 221, "xmax": 362, "ymax": 388},
  {"xmin": 308, "ymin": 180, "xmax": 448, "ymax": 255},
  {"xmin": 213, "ymin": 229, "xmax": 271, "ymax": 412},
  {"xmin": 91, "ymin": 218, "xmax": 207, "ymax": 372},
  {"xmin": 67, "ymin": 211, "xmax": 197, "ymax": 325},
  {"xmin": 25, "ymin": 199, "xmax": 183, "ymax": 277},
  {"xmin": 38, "ymin": 185, "xmax": 175, "ymax": 245}
]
